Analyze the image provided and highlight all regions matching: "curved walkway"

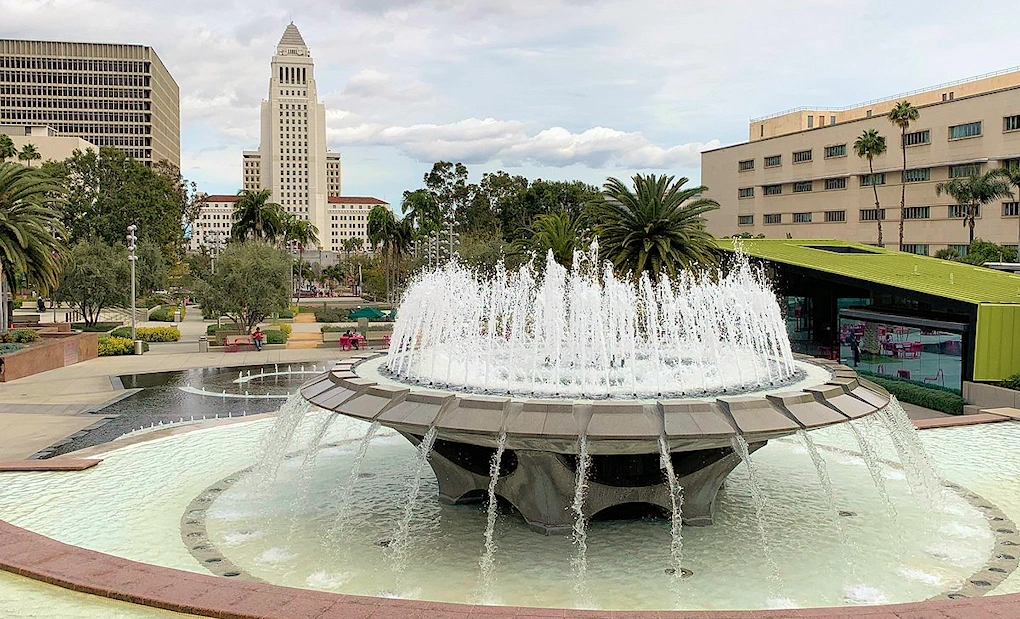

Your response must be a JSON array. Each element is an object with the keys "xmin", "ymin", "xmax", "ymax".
[{"xmin": 1, "ymin": 519, "xmax": 1018, "ymax": 619}]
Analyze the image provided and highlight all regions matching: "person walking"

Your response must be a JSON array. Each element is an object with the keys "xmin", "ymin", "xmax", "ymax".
[{"xmin": 252, "ymin": 326, "xmax": 265, "ymax": 351}]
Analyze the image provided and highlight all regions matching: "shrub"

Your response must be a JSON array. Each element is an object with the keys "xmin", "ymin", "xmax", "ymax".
[
  {"xmin": 98, "ymin": 336, "xmax": 133, "ymax": 356},
  {"xmin": 149, "ymin": 306, "xmax": 174, "ymax": 322},
  {"xmin": 1000, "ymin": 373, "xmax": 1020, "ymax": 391},
  {"xmin": 110, "ymin": 326, "xmax": 180, "ymax": 342},
  {"xmin": 265, "ymin": 329, "xmax": 288, "ymax": 345},
  {"xmin": 272, "ymin": 322, "xmax": 292, "ymax": 337},
  {"xmin": 0, "ymin": 343, "xmax": 24, "ymax": 354},
  {"xmin": 72, "ymin": 322, "xmax": 123, "ymax": 332},
  {"xmin": 278, "ymin": 309, "xmax": 295, "ymax": 319},
  {"xmin": 314, "ymin": 307, "xmax": 348, "ymax": 323},
  {"xmin": 858, "ymin": 372, "xmax": 966, "ymax": 415},
  {"xmin": 0, "ymin": 329, "xmax": 40, "ymax": 344}
]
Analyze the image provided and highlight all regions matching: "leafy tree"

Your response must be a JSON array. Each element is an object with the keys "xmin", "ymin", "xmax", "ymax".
[
  {"xmin": 502, "ymin": 179, "xmax": 600, "ymax": 243},
  {"xmin": 936, "ymin": 172, "xmax": 1012, "ymax": 244},
  {"xmin": 231, "ymin": 189, "xmax": 285, "ymax": 243},
  {"xmin": 992, "ymin": 162, "xmax": 1020, "ymax": 251},
  {"xmin": 457, "ymin": 231, "xmax": 509, "ymax": 275},
  {"xmin": 594, "ymin": 173, "xmax": 719, "ymax": 278},
  {"xmin": 854, "ymin": 129, "xmax": 887, "ymax": 246},
  {"xmin": 153, "ymin": 160, "xmax": 206, "ymax": 240},
  {"xmin": 135, "ymin": 240, "xmax": 168, "ymax": 296},
  {"xmin": 935, "ymin": 240, "xmax": 1017, "ymax": 265},
  {"xmin": 0, "ymin": 135, "xmax": 15, "ymax": 162},
  {"xmin": 423, "ymin": 161, "xmax": 469, "ymax": 221},
  {"xmin": 513, "ymin": 210, "xmax": 587, "ymax": 268},
  {"xmin": 401, "ymin": 189, "xmax": 442, "ymax": 234},
  {"xmin": 0, "ymin": 162, "xmax": 68, "ymax": 297},
  {"xmin": 282, "ymin": 214, "xmax": 319, "ymax": 252},
  {"xmin": 55, "ymin": 239, "xmax": 128, "ymax": 328},
  {"xmin": 193, "ymin": 242, "xmax": 290, "ymax": 332},
  {"xmin": 17, "ymin": 143, "xmax": 41, "ymax": 168},
  {"xmin": 887, "ymin": 101, "xmax": 920, "ymax": 249}
]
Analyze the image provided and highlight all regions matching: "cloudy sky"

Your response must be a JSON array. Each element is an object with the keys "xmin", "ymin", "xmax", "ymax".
[{"xmin": 3, "ymin": 0, "xmax": 1018, "ymax": 207}]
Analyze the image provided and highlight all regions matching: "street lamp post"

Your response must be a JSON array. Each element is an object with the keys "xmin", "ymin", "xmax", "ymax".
[{"xmin": 127, "ymin": 225, "xmax": 138, "ymax": 344}]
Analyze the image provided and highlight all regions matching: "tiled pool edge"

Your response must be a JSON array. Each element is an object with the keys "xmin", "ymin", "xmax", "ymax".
[{"xmin": 2, "ymin": 519, "xmax": 1020, "ymax": 619}]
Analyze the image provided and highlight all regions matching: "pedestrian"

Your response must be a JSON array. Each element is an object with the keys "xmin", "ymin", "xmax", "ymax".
[
  {"xmin": 850, "ymin": 332, "xmax": 861, "ymax": 367},
  {"xmin": 252, "ymin": 326, "xmax": 265, "ymax": 351},
  {"xmin": 36, "ymin": 297, "xmax": 45, "ymax": 313}
]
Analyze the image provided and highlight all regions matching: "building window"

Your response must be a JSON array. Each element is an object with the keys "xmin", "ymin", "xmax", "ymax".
[
  {"xmin": 949, "ymin": 163, "xmax": 982, "ymax": 178},
  {"xmin": 1005, "ymin": 115, "xmax": 1020, "ymax": 133},
  {"xmin": 860, "ymin": 208, "xmax": 886, "ymax": 221},
  {"xmin": 903, "ymin": 206, "xmax": 931, "ymax": 219},
  {"xmin": 793, "ymin": 149, "xmax": 812, "ymax": 163},
  {"xmin": 807, "ymin": 115, "xmax": 814, "ymax": 129},
  {"xmin": 830, "ymin": 115, "xmax": 836, "ymax": 125},
  {"xmin": 738, "ymin": 187, "xmax": 755, "ymax": 199},
  {"xmin": 902, "ymin": 129, "xmax": 930, "ymax": 146},
  {"xmin": 824, "ymin": 210, "xmax": 846, "ymax": 223},
  {"xmin": 793, "ymin": 181, "xmax": 813, "ymax": 193},
  {"xmin": 738, "ymin": 215, "xmax": 754, "ymax": 226},
  {"xmin": 824, "ymin": 177, "xmax": 847, "ymax": 190},
  {"xmin": 763, "ymin": 184, "xmax": 783, "ymax": 196},
  {"xmin": 793, "ymin": 212, "xmax": 812, "ymax": 223},
  {"xmin": 948, "ymin": 244, "xmax": 969, "ymax": 256},
  {"xmin": 764, "ymin": 214, "xmax": 782, "ymax": 225},
  {"xmin": 859, "ymin": 173, "xmax": 886, "ymax": 186},
  {"xmin": 738, "ymin": 159, "xmax": 755, "ymax": 171},
  {"xmin": 1002, "ymin": 158, "xmax": 1020, "ymax": 171},
  {"xmin": 824, "ymin": 144, "xmax": 847, "ymax": 158},
  {"xmin": 901, "ymin": 244, "xmax": 929, "ymax": 256},
  {"xmin": 764, "ymin": 155, "xmax": 782, "ymax": 168},
  {"xmin": 948, "ymin": 204, "xmax": 980, "ymax": 219},
  {"xmin": 949, "ymin": 121, "xmax": 982, "ymax": 140},
  {"xmin": 1002, "ymin": 202, "xmax": 1019, "ymax": 217},
  {"xmin": 902, "ymin": 168, "xmax": 930, "ymax": 183}
]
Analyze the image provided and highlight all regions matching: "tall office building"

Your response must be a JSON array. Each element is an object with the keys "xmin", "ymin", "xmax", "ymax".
[
  {"xmin": 242, "ymin": 23, "xmax": 342, "ymax": 248},
  {"xmin": 702, "ymin": 68, "xmax": 1020, "ymax": 255},
  {"xmin": 0, "ymin": 39, "xmax": 180, "ymax": 167}
]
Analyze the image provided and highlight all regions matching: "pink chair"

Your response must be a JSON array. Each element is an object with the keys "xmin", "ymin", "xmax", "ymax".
[
  {"xmin": 906, "ymin": 342, "xmax": 922, "ymax": 359},
  {"xmin": 924, "ymin": 368, "xmax": 944, "ymax": 386},
  {"xmin": 897, "ymin": 369, "xmax": 911, "ymax": 380}
]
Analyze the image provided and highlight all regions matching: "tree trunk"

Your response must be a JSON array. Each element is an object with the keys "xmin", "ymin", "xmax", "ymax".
[
  {"xmin": 384, "ymin": 247, "xmax": 391, "ymax": 304},
  {"xmin": 899, "ymin": 127, "xmax": 907, "ymax": 251},
  {"xmin": 969, "ymin": 208, "xmax": 976, "ymax": 244},
  {"xmin": 870, "ymin": 159, "xmax": 883, "ymax": 246}
]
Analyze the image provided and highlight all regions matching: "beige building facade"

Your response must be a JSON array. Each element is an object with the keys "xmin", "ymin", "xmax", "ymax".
[
  {"xmin": 0, "ymin": 124, "xmax": 96, "ymax": 164},
  {"xmin": 703, "ymin": 69, "xmax": 1020, "ymax": 255},
  {"xmin": 0, "ymin": 39, "xmax": 180, "ymax": 167},
  {"xmin": 242, "ymin": 24, "xmax": 342, "ymax": 249}
]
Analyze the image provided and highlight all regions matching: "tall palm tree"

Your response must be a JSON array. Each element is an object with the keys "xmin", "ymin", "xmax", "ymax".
[
  {"xmin": 0, "ymin": 162, "xmax": 68, "ymax": 305},
  {"xmin": 993, "ymin": 162, "xmax": 1020, "ymax": 252},
  {"xmin": 367, "ymin": 205, "xmax": 398, "ymax": 302},
  {"xmin": 231, "ymin": 189, "xmax": 284, "ymax": 242},
  {"xmin": 0, "ymin": 135, "xmax": 15, "ymax": 162},
  {"xmin": 17, "ymin": 143, "xmax": 41, "ymax": 168},
  {"xmin": 514, "ymin": 210, "xmax": 585, "ymax": 267},
  {"xmin": 936, "ymin": 172, "xmax": 1013, "ymax": 244},
  {"xmin": 853, "ymin": 129, "xmax": 888, "ymax": 246},
  {"xmin": 887, "ymin": 101, "xmax": 920, "ymax": 250},
  {"xmin": 351, "ymin": 237, "xmax": 364, "ymax": 253},
  {"xmin": 594, "ymin": 173, "xmax": 719, "ymax": 278},
  {"xmin": 281, "ymin": 215, "xmax": 319, "ymax": 302}
]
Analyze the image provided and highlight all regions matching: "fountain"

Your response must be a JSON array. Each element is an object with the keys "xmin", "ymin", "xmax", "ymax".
[{"xmin": 301, "ymin": 248, "xmax": 889, "ymax": 534}]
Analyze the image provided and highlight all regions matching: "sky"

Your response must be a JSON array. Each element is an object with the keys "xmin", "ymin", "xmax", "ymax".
[{"xmin": 3, "ymin": 0, "xmax": 1020, "ymax": 209}]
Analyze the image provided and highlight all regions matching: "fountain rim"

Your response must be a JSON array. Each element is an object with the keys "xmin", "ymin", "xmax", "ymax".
[{"xmin": 299, "ymin": 353, "xmax": 890, "ymax": 454}]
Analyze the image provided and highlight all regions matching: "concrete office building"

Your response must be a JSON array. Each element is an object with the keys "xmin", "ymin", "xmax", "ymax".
[
  {"xmin": 0, "ymin": 124, "xmax": 96, "ymax": 164},
  {"xmin": 242, "ymin": 24, "xmax": 344, "ymax": 249},
  {"xmin": 702, "ymin": 67, "xmax": 1020, "ymax": 255},
  {"xmin": 0, "ymin": 38, "xmax": 180, "ymax": 167}
]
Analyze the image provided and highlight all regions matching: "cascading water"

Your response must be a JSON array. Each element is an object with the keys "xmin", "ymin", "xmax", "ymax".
[
  {"xmin": 326, "ymin": 421, "xmax": 380, "ymax": 557},
  {"xmin": 389, "ymin": 426, "xmax": 439, "ymax": 578},
  {"xmin": 287, "ymin": 413, "xmax": 340, "ymax": 539},
  {"xmin": 247, "ymin": 391, "xmax": 312, "ymax": 489},
  {"xmin": 571, "ymin": 435, "xmax": 593, "ymax": 607},
  {"xmin": 845, "ymin": 421, "xmax": 897, "ymax": 516},
  {"xmin": 386, "ymin": 244, "xmax": 796, "ymax": 398},
  {"xmin": 732, "ymin": 435, "xmax": 783, "ymax": 587},
  {"xmin": 476, "ymin": 431, "xmax": 508, "ymax": 603},
  {"xmin": 797, "ymin": 429, "xmax": 857, "ymax": 576},
  {"xmin": 657, "ymin": 435, "xmax": 685, "ymax": 590},
  {"xmin": 876, "ymin": 397, "xmax": 944, "ymax": 507}
]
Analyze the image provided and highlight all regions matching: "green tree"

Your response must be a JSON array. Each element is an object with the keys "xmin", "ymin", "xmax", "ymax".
[
  {"xmin": 17, "ymin": 143, "xmax": 41, "ymax": 168},
  {"xmin": 887, "ymin": 101, "xmax": 920, "ymax": 249},
  {"xmin": 368, "ymin": 205, "xmax": 399, "ymax": 302},
  {"xmin": 194, "ymin": 242, "xmax": 290, "ymax": 332},
  {"xmin": 992, "ymin": 162, "xmax": 1020, "ymax": 251},
  {"xmin": 0, "ymin": 162, "xmax": 68, "ymax": 298},
  {"xmin": 456, "ymin": 231, "xmax": 509, "ymax": 275},
  {"xmin": 231, "ymin": 189, "xmax": 284, "ymax": 243},
  {"xmin": 514, "ymin": 210, "xmax": 586, "ymax": 268},
  {"xmin": 936, "ymin": 171, "xmax": 1012, "ymax": 244},
  {"xmin": 502, "ymin": 179, "xmax": 600, "ymax": 243},
  {"xmin": 401, "ymin": 189, "xmax": 442, "ymax": 234},
  {"xmin": 135, "ymin": 240, "xmax": 168, "ymax": 296},
  {"xmin": 594, "ymin": 173, "xmax": 719, "ymax": 278},
  {"xmin": 423, "ymin": 161, "xmax": 470, "ymax": 222},
  {"xmin": 0, "ymin": 135, "xmax": 15, "ymax": 162},
  {"xmin": 55, "ymin": 239, "xmax": 128, "ymax": 328},
  {"xmin": 854, "ymin": 129, "xmax": 888, "ymax": 246}
]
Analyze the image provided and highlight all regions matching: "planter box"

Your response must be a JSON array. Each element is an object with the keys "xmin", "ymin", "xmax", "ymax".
[
  {"xmin": 963, "ymin": 381, "xmax": 1020, "ymax": 409},
  {"xmin": 0, "ymin": 332, "xmax": 99, "ymax": 382}
]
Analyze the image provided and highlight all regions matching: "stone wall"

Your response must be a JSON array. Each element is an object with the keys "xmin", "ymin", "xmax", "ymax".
[
  {"xmin": 963, "ymin": 381, "xmax": 1020, "ymax": 409},
  {"xmin": 0, "ymin": 332, "xmax": 99, "ymax": 382}
]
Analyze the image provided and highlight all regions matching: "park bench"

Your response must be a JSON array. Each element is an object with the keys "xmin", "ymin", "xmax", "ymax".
[{"xmin": 223, "ymin": 335, "xmax": 255, "ymax": 353}]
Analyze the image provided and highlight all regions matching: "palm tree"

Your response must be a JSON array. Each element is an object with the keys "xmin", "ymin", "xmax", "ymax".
[
  {"xmin": 281, "ymin": 215, "xmax": 319, "ymax": 302},
  {"xmin": 853, "ymin": 129, "xmax": 888, "ymax": 246},
  {"xmin": 514, "ymin": 210, "xmax": 585, "ymax": 267},
  {"xmin": 594, "ymin": 173, "xmax": 719, "ymax": 278},
  {"xmin": 0, "ymin": 135, "xmax": 15, "ymax": 162},
  {"xmin": 936, "ymin": 172, "xmax": 1013, "ymax": 244},
  {"xmin": 993, "ymin": 162, "xmax": 1020, "ymax": 252},
  {"xmin": 367, "ymin": 205, "xmax": 398, "ymax": 302},
  {"xmin": 231, "ymin": 189, "xmax": 284, "ymax": 242},
  {"xmin": 887, "ymin": 101, "xmax": 920, "ymax": 250},
  {"xmin": 0, "ymin": 162, "xmax": 68, "ymax": 309},
  {"xmin": 17, "ymin": 143, "xmax": 41, "ymax": 168}
]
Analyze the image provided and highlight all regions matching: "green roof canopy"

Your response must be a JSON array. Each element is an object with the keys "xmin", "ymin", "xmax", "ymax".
[
  {"xmin": 716, "ymin": 239, "xmax": 1020, "ymax": 306},
  {"xmin": 348, "ymin": 307, "xmax": 387, "ymax": 320}
]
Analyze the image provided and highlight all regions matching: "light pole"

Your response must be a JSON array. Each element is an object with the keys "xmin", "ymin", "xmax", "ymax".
[{"xmin": 127, "ymin": 225, "xmax": 138, "ymax": 343}]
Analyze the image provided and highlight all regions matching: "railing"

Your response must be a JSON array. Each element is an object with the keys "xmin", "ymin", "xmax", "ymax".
[{"xmin": 750, "ymin": 65, "xmax": 1020, "ymax": 123}]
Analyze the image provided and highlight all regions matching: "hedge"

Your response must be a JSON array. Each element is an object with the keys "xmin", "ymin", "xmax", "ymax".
[
  {"xmin": 278, "ymin": 309, "xmax": 295, "ymax": 319},
  {"xmin": 313, "ymin": 307, "xmax": 349, "ymax": 323},
  {"xmin": 72, "ymin": 322, "xmax": 122, "ymax": 332},
  {"xmin": 98, "ymin": 336, "xmax": 149, "ymax": 356},
  {"xmin": 0, "ymin": 343, "xmax": 24, "ymax": 354},
  {"xmin": 858, "ymin": 371, "xmax": 966, "ymax": 415},
  {"xmin": 149, "ymin": 306, "xmax": 174, "ymax": 322},
  {"xmin": 265, "ymin": 329, "xmax": 288, "ymax": 344},
  {"xmin": 272, "ymin": 322, "xmax": 292, "ymax": 337},
  {"xmin": 0, "ymin": 329, "xmax": 39, "ymax": 344},
  {"xmin": 110, "ymin": 326, "xmax": 181, "ymax": 342},
  {"xmin": 1000, "ymin": 373, "xmax": 1020, "ymax": 391}
]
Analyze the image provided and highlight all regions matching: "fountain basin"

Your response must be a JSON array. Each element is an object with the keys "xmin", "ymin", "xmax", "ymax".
[{"xmin": 301, "ymin": 353, "xmax": 889, "ymax": 533}]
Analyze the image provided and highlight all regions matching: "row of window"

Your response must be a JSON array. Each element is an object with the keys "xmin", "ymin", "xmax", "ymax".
[
  {"xmin": 0, "ymin": 58, "xmax": 149, "ymax": 73},
  {"xmin": 0, "ymin": 85, "xmax": 149, "ymax": 100},
  {"xmin": 738, "ymin": 202, "xmax": 1020, "ymax": 226},
  {"xmin": 0, "ymin": 97, "xmax": 149, "ymax": 111},
  {"xmin": 0, "ymin": 71, "xmax": 149, "ymax": 87},
  {"xmin": 0, "ymin": 110, "xmax": 149, "ymax": 123}
]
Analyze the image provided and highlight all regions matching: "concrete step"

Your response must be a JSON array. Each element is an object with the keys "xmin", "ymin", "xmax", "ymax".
[
  {"xmin": 286, "ymin": 341, "xmax": 322, "ymax": 349},
  {"xmin": 294, "ymin": 313, "xmax": 317, "ymax": 323}
]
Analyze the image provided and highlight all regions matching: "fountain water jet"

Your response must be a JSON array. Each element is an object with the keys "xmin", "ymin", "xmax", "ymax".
[
  {"xmin": 570, "ymin": 434, "xmax": 592, "ymax": 608},
  {"xmin": 326, "ymin": 421, "xmax": 380, "ymax": 560},
  {"xmin": 390, "ymin": 426, "xmax": 439, "ymax": 579},
  {"xmin": 476, "ymin": 431, "xmax": 507, "ymax": 602}
]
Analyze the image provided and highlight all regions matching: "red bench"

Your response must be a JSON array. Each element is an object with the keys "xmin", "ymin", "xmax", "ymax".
[{"xmin": 223, "ymin": 335, "xmax": 255, "ymax": 353}]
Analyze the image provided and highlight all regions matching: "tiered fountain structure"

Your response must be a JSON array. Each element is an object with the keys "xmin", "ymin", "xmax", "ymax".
[{"xmin": 301, "ymin": 249, "xmax": 889, "ymax": 534}]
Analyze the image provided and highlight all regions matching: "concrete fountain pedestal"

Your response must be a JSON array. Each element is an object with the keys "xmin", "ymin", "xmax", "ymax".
[{"xmin": 300, "ymin": 353, "xmax": 890, "ymax": 535}]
